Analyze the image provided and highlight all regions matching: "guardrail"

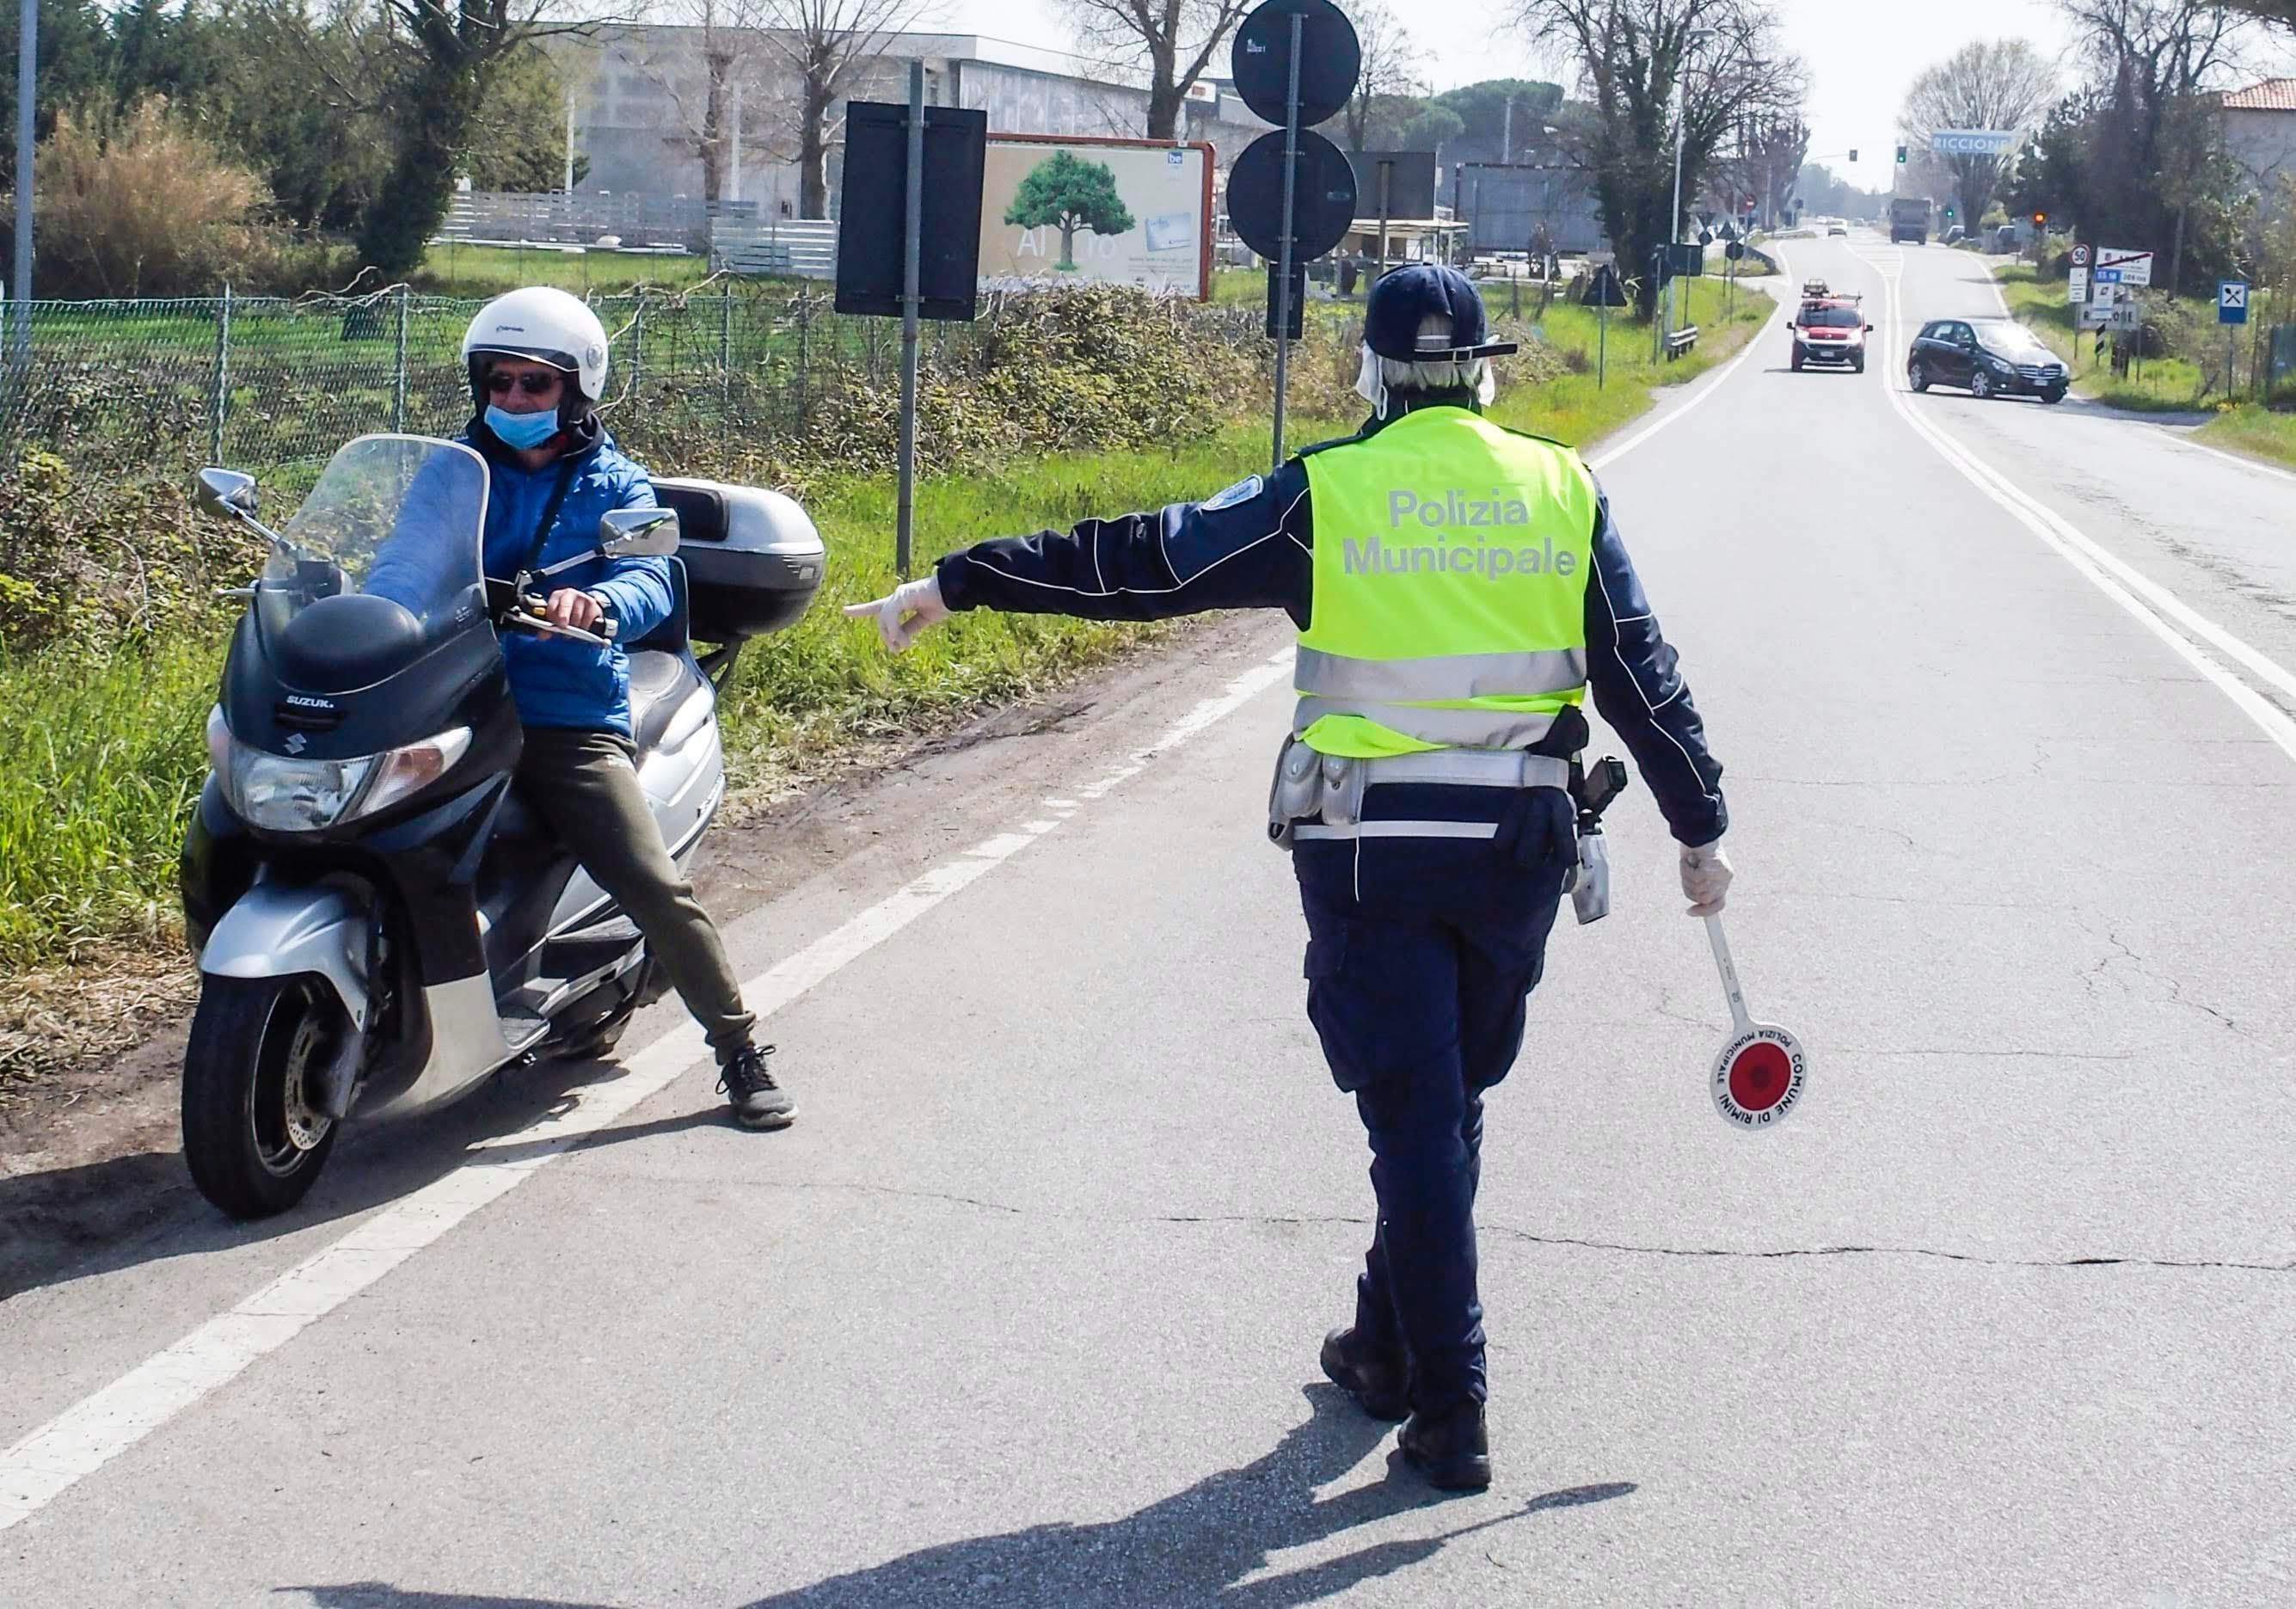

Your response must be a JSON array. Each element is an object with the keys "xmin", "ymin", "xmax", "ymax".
[{"xmin": 1664, "ymin": 325, "xmax": 1700, "ymax": 359}]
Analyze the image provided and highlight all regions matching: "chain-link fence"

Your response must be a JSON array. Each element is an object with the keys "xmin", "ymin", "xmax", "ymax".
[{"xmin": 0, "ymin": 282, "xmax": 1282, "ymax": 483}]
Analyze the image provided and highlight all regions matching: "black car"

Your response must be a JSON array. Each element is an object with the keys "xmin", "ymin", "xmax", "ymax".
[{"xmin": 1906, "ymin": 318, "xmax": 2069, "ymax": 403}]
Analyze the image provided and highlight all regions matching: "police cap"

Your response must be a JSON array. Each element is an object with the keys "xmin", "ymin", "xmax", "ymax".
[{"xmin": 1362, "ymin": 264, "xmax": 1520, "ymax": 364}]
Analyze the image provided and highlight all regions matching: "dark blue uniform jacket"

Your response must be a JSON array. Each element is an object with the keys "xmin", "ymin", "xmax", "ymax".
[{"xmin": 934, "ymin": 405, "xmax": 1728, "ymax": 845}]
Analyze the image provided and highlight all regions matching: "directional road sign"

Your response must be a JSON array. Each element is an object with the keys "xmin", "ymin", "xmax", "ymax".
[
  {"xmin": 1929, "ymin": 129, "xmax": 2020, "ymax": 157},
  {"xmin": 2219, "ymin": 280, "xmax": 2250, "ymax": 326}
]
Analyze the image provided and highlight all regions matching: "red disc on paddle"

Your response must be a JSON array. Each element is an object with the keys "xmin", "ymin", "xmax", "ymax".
[
  {"xmin": 1727, "ymin": 1040, "xmax": 1795, "ymax": 1112},
  {"xmin": 1710, "ymin": 1023, "xmax": 1807, "ymax": 1131}
]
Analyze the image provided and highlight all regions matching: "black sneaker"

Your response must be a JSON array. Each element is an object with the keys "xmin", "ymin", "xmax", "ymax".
[
  {"xmin": 1320, "ymin": 1327, "xmax": 1409, "ymax": 1421},
  {"xmin": 1397, "ymin": 1399, "xmax": 1491, "ymax": 1493},
  {"xmin": 718, "ymin": 1042, "xmax": 795, "ymax": 1130}
]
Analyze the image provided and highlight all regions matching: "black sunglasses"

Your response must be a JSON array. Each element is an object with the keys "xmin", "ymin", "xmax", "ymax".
[{"xmin": 486, "ymin": 371, "xmax": 564, "ymax": 396}]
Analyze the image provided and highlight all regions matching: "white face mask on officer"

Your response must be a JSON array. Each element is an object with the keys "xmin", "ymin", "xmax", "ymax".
[{"xmin": 1354, "ymin": 342, "xmax": 1498, "ymax": 417}]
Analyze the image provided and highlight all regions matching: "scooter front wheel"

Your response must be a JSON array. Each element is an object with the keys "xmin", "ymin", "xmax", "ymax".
[{"xmin": 182, "ymin": 974, "xmax": 345, "ymax": 1219}]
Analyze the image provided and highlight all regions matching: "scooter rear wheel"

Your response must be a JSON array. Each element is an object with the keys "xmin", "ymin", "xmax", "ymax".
[{"xmin": 182, "ymin": 974, "xmax": 344, "ymax": 1219}]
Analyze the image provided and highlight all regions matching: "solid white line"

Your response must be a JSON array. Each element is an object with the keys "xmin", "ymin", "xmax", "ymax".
[
  {"xmin": 0, "ymin": 648, "xmax": 1295, "ymax": 1534},
  {"xmin": 1585, "ymin": 273, "xmax": 1791, "ymax": 471},
  {"xmin": 2162, "ymin": 429, "xmax": 2296, "ymax": 488},
  {"xmin": 1832, "ymin": 245, "xmax": 2296, "ymax": 768}
]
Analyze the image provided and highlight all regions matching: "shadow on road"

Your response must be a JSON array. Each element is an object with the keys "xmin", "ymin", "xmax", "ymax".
[
  {"xmin": 282, "ymin": 1388, "xmax": 1636, "ymax": 1608},
  {"xmin": 0, "ymin": 1053, "xmax": 717, "ymax": 1304}
]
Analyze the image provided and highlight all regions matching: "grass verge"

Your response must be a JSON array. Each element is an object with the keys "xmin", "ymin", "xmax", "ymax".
[
  {"xmin": 2192, "ymin": 406, "xmax": 2296, "ymax": 473},
  {"xmin": 0, "ymin": 278, "xmax": 1772, "ymax": 1093}
]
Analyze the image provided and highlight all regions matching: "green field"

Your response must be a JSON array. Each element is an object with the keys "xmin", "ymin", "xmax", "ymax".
[
  {"xmin": 0, "ymin": 276, "xmax": 1773, "ymax": 1084},
  {"xmin": 417, "ymin": 243, "xmax": 720, "ymax": 297}
]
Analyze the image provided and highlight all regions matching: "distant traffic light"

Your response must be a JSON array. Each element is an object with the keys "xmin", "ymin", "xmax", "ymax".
[
  {"xmin": 1848, "ymin": 148, "xmax": 1858, "ymax": 163},
  {"xmin": 1943, "ymin": 205, "xmax": 1955, "ymax": 219},
  {"xmin": 1895, "ymin": 144, "xmax": 1907, "ymax": 164},
  {"xmin": 2031, "ymin": 211, "xmax": 2045, "ymax": 228}
]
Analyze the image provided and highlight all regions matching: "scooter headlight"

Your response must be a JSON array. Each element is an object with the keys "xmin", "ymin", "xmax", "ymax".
[{"xmin": 211, "ymin": 708, "xmax": 471, "ymax": 832}]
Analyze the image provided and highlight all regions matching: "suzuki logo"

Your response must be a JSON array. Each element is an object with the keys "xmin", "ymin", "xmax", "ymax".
[{"xmin": 284, "ymin": 732, "xmax": 308, "ymax": 755}]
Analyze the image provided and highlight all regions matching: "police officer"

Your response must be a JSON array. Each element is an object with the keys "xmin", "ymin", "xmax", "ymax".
[{"xmin": 844, "ymin": 266, "xmax": 1732, "ymax": 1492}]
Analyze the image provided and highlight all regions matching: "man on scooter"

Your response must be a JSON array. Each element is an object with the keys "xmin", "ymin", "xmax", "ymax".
[{"xmin": 369, "ymin": 286, "xmax": 792, "ymax": 1130}]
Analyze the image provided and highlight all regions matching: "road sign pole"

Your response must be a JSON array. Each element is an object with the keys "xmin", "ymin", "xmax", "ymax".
[
  {"xmin": 1374, "ymin": 159, "xmax": 1390, "ymax": 289},
  {"xmin": 10, "ymin": 0, "xmax": 36, "ymax": 375},
  {"xmin": 895, "ymin": 60, "xmax": 924, "ymax": 579},
  {"xmin": 1598, "ymin": 298, "xmax": 1606, "ymax": 389},
  {"xmin": 1270, "ymin": 9, "xmax": 1302, "ymax": 473}
]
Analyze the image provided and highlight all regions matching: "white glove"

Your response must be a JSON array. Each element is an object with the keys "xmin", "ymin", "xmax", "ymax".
[
  {"xmin": 842, "ymin": 575, "xmax": 948, "ymax": 653},
  {"xmin": 1679, "ymin": 838, "xmax": 1734, "ymax": 917}
]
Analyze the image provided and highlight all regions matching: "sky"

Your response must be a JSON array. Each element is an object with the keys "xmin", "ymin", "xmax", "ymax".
[{"xmin": 936, "ymin": 0, "xmax": 2287, "ymax": 180}]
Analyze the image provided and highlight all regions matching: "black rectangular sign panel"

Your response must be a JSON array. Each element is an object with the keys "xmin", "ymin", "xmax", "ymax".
[{"xmin": 834, "ymin": 101, "xmax": 990, "ymax": 322}]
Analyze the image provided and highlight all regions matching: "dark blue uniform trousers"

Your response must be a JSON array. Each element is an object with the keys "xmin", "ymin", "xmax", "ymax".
[{"xmin": 1293, "ymin": 781, "xmax": 1575, "ymax": 1415}]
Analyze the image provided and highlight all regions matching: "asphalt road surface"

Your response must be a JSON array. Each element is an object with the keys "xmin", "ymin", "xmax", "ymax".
[{"xmin": 6, "ymin": 236, "xmax": 2294, "ymax": 1606}]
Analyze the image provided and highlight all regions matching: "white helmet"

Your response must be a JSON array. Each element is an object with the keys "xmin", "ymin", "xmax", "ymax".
[{"xmin": 461, "ymin": 286, "xmax": 611, "ymax": 404}]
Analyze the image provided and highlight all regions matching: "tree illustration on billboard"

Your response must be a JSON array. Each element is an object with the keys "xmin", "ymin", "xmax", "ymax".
[{"xmin": 1002, "ymin": 150, "xmax": 1137, "ymax": 272}]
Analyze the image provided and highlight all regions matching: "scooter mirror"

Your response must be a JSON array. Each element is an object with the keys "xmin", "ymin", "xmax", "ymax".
[
  {"xmin": 599, "ymin": 506, "xmax": 680, "ymax": 556},
  {"xmin": 196, "ymin": 468, "xmax": 259, "ymax": 519}
]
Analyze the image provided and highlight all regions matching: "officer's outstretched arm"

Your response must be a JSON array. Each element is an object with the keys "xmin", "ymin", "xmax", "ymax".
[{"xmin": 844, "ymin": 464, "xmax": 1315, "ymax": 650}]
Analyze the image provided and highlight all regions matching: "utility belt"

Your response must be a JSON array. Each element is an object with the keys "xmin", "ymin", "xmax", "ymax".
[{"xmin": 1266, "ymin": 737, "xmax": 1630, "ymax": 924}]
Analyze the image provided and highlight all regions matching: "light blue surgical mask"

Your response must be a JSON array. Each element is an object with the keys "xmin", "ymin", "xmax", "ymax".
[{"xmin": 485, "ymin": 404, "xmax": 560, "ymax": 450}]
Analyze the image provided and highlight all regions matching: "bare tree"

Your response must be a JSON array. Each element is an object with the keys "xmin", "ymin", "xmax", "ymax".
[
  {"xmin": 2218, "ymin": 1, "xmax": 2295, "ymax": 34},
  {"xmin": 746, "ymin": 0, "xmax": 930, "ymax": 218},
  {"xmin": 1896, "ymin": 40, "xmax": 2058, "ymax": 228},
  {"xmin": 2058, "ymin": 0, "xmax": 2250, "ymax": 290},
  {"xmin": 1330, "ymin": 3, "xmax": 1425, "ymax": 152},
  {"xmin": 315, "ymin": 0, "xmax": 636, "ymax": 273},
  {"xmin": 625, "ymin": 0, "xmax": 775, "ymax": 204},
  {"xmin": 1513, "ymin": 0, "xmax": 1806, "ymax": 316},
  {"xmin": 1058, "ymin": 0, "xmax": 1253, "ymax": 140}
]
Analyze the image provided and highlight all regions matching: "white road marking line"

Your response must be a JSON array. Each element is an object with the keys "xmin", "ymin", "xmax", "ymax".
[
  {"xmin": 1829, "ymin": 245, "xmax": 2296, "ymax": 768},
  {"xmin": 4, "ymin": 278, "xmax": 1789, "ymax": 1532},
  {"xmin": 2160, "ymin": 429, "xmax": 2296, "ymax": 488},
  {"xmin": 1585, "ymin": 278, "xmax": 1791, "ymax": 471},
  {"xmin": 0, "ymin": 648, "xmax": 1296, "ymax": 1534}
]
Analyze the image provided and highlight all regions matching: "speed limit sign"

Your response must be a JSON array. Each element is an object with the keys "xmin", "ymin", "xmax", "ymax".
[{"xmin": 2072, "ymin": 243, "xmax": 2091, "ymax": 267}]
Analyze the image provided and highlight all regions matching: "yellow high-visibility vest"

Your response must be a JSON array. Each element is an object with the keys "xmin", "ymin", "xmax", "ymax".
[{"xmin": 1295, "ymin": 407, "xmax": 1597, "ymax": 758}]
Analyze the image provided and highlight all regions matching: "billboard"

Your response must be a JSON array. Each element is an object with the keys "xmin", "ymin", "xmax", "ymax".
[
  {"xmin": 1452, "ymin": 163, "xmax": 1605, "ymax": 255},
  {"xmin": 977, "ymin": 135, "xmax": 1213, "ymax": 299}
]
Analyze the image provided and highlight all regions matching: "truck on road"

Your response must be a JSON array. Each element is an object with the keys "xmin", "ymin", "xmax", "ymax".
[{"xmin": 1889, "ymin": 196, "xmax": 1932, "ymax": 245}]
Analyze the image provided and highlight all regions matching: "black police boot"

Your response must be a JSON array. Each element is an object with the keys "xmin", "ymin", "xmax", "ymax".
[
  {"xmin": 718, "ymin": 1041, "xmax": 794, "ymax": 1130},
  {"xmin": 1320, "ymin": 1327, "xmax": 1409, "ymax": 1422},
  {"xmin": 1397, "ymin": 1399, "xmax": 1491, "ymax": 1493}
]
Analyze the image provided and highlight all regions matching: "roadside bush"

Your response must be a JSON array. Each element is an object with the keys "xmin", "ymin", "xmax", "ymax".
[
  {"xmin": 31, "ymin": 98, "xmax": 298, "ymax": 298},
  {"xmin": 0, "ymin": 451, "xmax": 261, "ymax": 655}
]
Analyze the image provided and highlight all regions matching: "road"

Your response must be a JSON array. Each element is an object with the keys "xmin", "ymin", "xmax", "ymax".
[{"xmin": 6, "ymin": 236, "xmax": 2295, "ymax": 1606}]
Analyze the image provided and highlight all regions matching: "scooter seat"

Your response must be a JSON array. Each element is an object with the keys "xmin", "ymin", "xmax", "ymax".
[{"xmin": 627, "ymin": 648, "xmax": 709, "ymax": 754}]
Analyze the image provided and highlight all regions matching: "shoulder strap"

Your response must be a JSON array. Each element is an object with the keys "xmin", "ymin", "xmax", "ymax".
[{"xmin": 517, "ymin": 457, "xmax": 581, "ymax": 577}]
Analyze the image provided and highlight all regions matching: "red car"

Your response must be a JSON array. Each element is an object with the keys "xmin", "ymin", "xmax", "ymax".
[{"xmin": 1790, "ymin": 283, "xmax": 1871, "ymax": 373}]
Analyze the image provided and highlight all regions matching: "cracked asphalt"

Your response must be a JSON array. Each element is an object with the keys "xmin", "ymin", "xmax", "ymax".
[{"xmin": 5, "ymin": 235, "xmax": 2296, "ymax": 1606}]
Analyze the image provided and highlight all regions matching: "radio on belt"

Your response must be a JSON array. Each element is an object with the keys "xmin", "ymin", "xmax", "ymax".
[{"xmin": 1567, "ymin": 756, "xmax": 1629, "ymax": 924}]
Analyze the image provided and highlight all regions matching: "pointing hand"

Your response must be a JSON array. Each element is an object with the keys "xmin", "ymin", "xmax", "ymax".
[{"xmin": 843, "ymin": 575, "xmax": 949, "ymax": 653}]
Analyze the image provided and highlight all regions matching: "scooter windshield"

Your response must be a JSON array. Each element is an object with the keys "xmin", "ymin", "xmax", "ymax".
[{"xmin": 255, "ymin": 435, "xmax": 490, "ymax": 677}]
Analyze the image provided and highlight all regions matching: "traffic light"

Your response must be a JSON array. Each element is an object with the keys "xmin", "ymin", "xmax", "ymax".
[
  {"xmin": 2031, "ymin": 211, "xmax": 2045, "ymax": 228},
  {"xmin": 1943, "ymin": 205, "xmax": 1955, "ymax": 220},
  {"xmin": 1848, "ymin": 148, "xmax": 1858, "ymax": 163},
  {"xmin": 1895, "ymin": 144, "xmax": 1907, "ymax": 164}
]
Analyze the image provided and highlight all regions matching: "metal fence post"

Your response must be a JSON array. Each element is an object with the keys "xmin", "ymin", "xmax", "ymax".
[
  {"xmin": 795, "ymin": 297, "xmax": 810, "ymax": 434},
  {"xmin": 719, "ymin": 284, "xmax": 734, "ymax": 452},
  {"xmin": 210, "ymin": 283, "xmax": 233, "ymax": 465},
  {"xmin": 629, "ymin": 292, "xmax": 646, "ymax": 401},
  {"xmin": 392, "ymin": 286, "xmax": 410, "ymax": 433}
]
